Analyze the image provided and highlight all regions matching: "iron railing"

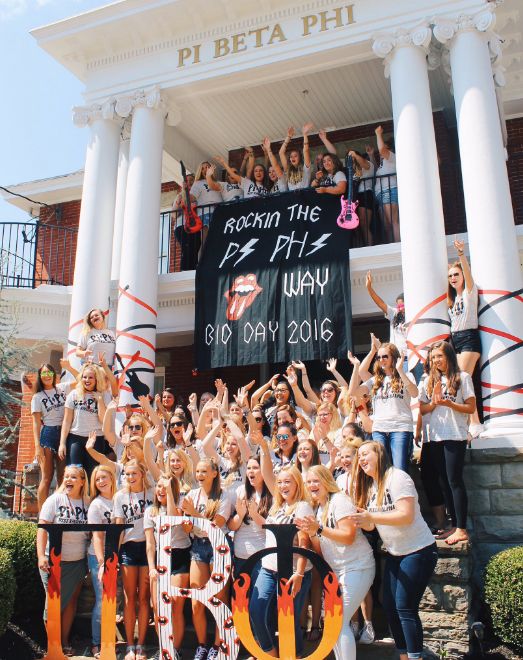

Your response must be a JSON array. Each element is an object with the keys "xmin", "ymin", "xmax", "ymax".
[{"xmin": 0, "ymin": 221, "xmax": 77, "ymax": 288}]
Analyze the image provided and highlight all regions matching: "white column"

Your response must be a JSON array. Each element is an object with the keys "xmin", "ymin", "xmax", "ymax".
[
  {"xmin": 114, "ymin": 88, "xmax": 166, "ymax": 405},
  {"xmin": 67, "ymin": 102, "xmax": 121, "ymax": 368},
  {"xmin": 435, "ymin": 10, "xmax": 523, "ymax": 439},
  {"xmin": 111, "ymin": 120, "xmax": 131, "ymax": 282},
  {"xmin": 373, "ymin": 26, "xmax": 450, "ymax": 370}
]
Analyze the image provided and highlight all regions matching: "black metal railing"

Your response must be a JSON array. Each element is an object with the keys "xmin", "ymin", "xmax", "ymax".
[{"xmin": 0, "ymin": 221, "xmax": 77, "ymax": 288}]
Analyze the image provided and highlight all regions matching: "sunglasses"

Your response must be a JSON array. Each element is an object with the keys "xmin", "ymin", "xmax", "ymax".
[
  {"xmin": 378, "ymin": 355, "xmax": 391, "ymax": 360},
  {"xmin": 128, "ymin": 424, "xmax": 142, "ymax": 431},
  {"xmin": 321, "ymin": 387, "xmax": 335, "ymax": 393},
  {"xmin": 170, "ymin": 421, "xmax": 184, "ymax": 428},
  {"xmin": 253, "ymin": 416, "xmax": 263, "ymax": 422},
  {"xmin": 275, "ymin": 389, "xmax": 289, "ymax": 394},
  {"xmin": 276, "ymin": 434, "xmax": 290, "ymax": 441},
  {"xmin": 318, "ymin": 412, "xmax": 331, "ymax": 417},
  {"xmin": 40, "ymin": 370, "xmax": 55, "ymax": 377}
]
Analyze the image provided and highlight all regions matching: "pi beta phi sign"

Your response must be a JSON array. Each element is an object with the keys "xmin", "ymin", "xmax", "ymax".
[{"xmin": 195, "ymin": 189, "xmax": 352, "ymax": 369}]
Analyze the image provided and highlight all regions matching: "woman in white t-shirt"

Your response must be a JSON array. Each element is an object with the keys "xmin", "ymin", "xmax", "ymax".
[
  {"xmin": 250, "ymin": 465, "xmax": 313, "ymax": 658},
  {"xmin": 447, "ymin": 238, "xmax": 483, "ymax": 436},
  {"xmin": 365, "ymin": 272, "xmax": 408, "ymax": 357},
  {"xmin": 37, "ymin": 465, "xmax": 89, "ymax": 656},
  {"xmin": 350, "ymin": 343, "xmax": 418, "ymax": 473},
  {"xmin": 113, "ymin": 460, "xmax": 154, "ymax": 660},
  {"xmin": 215, "ymin": 152, "xmax": 269, "ymax": 198},
  {"xmin": 145, "ymin": 474, "xmax": 190, "ymax": 656},
  {"xmin": 32, "ymin": 363, "xmax": 71, "ymax": 509},
  {"xmin": 58, "ymin": 364, "xmax": 111, "ymax": 478},
  {"xmin": 181, "ymin": 458, "xmax": 231, "ymax": 659},
  {"xmin": 312, "ymin": 152, "xmax": 347, "ymax": 196},
  {"xmin": 297, "ymin": 465, "xmax": 375, "ymax": 660},
  {"xmin": 279, "ymin": 124, "xmax": 313, "ymax": 190},
  {"xmin": 262, "ymin": 136, "xmax": 288, "ymax": 195},
  {"xmin": 419, "ymin": 341, "xmax": 475, "ymax": 546},
  {"xmin": 87, "ymin": 465, "xmax": 115, "ymax": 659},
  {"xmin": 190, "ymin": 161, "xmax": 223, "ymax": 226},
  {"xmin": 76, "ymin": 308, "xmax": 116, "ymax": 367},
  {"xmin": 374, "ymin": 125, "xmax": 399, "ymax": 243},
  {"xmin": 350, "ymin": 442, "xmax": 438, "ymax": 660},
  {"xmin": 204, "ymin": 162, "xmax": 243, "ymax": 203}
]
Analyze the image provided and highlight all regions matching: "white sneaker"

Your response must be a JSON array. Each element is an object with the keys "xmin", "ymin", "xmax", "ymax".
[
  {"xmin": 350, "ymin": 619, "xmax": 360, "ymax": 640},
  {"xmin": 359, "ymin": 621, "xmax": 375, "ymax": 644}
]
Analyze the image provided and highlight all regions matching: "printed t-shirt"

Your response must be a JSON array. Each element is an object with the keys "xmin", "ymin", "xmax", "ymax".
[
  {"xmin": 87, "ymin": 495, "xmax": 113, "ymax": 556},
  {"xmin": 40, "ymin": 492, "xmax": 88, "ymax": 561},
  {"xmin": 262, "ymin": 500, "xmax": 314, "ymax": 573},
  {"xmin": 31, "ymin": 382, "xmax": 72, "ymax": 426},
  {"xmin": 367, "ymin": 467, "xmax": 434, "ymax": 556},
  {"xmin": 65, "ymin": 389, "xmax": 112, "ymax": 436},
  {"xmin": 113, "ymin": 488, "xmax": 154, "ymax": 543},
  {"xmin": 363, "ymin": 374, "xmax": 415, "ymax": 432},
  {"xmin": 419, "ymin": 372, "xmax": 475, "ymax": 441},
  {"xmin": 448, "ymin": 283, "xmax": 479, "ymax": 333},
  {"xmin": 78, "ymin": 329, "xmax": 116, "ymax": 366}
]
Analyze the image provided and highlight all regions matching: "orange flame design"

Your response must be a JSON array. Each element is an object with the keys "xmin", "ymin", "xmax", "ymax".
[
  {"xmin": 303, "ymin": 571, "xmax": 343, "ymax": 660},
  {"xmin": 43, "ymin": 548, "xmax": 67, "ymax": 660},
  {"xmin": 47, "ymin": 547, "xmax": 61, "ymax": 599},
  {"xmin": 102, "ymin": 553, "xmax": 118, "ymax": 602},
  {"xmin": 100, "ymin": 553, "xmax": 119, "ymax": 660},
  {"xmin": 323, "ymin": 571, "xmax": 343, "ymax": 618},
  {"xmin": 277, "ymin": 578, "xmax": 296, "ymax": 659}
]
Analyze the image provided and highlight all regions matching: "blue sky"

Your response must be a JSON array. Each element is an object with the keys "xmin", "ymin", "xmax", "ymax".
[{"xmin": 0, "ymin": 0, "xmax": 107, "ymax": 222}]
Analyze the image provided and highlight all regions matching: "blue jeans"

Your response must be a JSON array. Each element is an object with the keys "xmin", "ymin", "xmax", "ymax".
[
  {"xmin": 383, "ymin": 543, "xmax": 438, "ymax": 659},
  {"xmin": 88, "ymin": 553, "xmax": 103, "ymax": 647},
  {"xmin": 373, "ymin": 430, "xmax": 413, "ymax": 472},
  {"xmin": 251, "ymin": 567, "xmax": 312, "ymax": 655}
]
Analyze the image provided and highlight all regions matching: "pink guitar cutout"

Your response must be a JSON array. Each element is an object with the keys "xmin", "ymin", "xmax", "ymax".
[{"xmin": 337, "ymin": 196, "xmax": 359, "ymax": 230}]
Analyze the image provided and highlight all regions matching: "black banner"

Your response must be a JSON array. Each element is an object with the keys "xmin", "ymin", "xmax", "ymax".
[{"xmin": 195, "ymin": 189, "xmax": 352, "ymax": 369}]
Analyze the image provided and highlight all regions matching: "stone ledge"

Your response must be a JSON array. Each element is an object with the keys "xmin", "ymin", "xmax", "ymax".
[
  {"xmin": 491, "ymin": 489, "xmax": 523, "ymax": 514},
  {"xmin": 432, "ymin": 557, "xmax": 471, "ymax": 582},
  {"xmin": 473, "ymin": 515, "xmax": 523, "ymax": 542},
  {"xmin": 468, "ymin": 447, "xmax": 523, "ymax": 463}
]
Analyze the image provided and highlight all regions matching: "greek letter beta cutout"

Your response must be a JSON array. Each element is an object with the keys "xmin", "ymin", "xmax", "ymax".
[{"xmin": 38, "ymin": 523, "xmax": 131, "ymax": 660}]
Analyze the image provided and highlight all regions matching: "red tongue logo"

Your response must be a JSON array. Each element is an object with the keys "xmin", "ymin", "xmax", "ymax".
[{"xmin": 225, "ymin": 274, "xmax": 262, "ymax": 321}]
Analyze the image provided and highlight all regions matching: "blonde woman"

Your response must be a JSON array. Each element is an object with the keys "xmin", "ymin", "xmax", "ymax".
[
  {"xmin": 87, "ymin": 465, "xmax": 116, "ymax": 659},
  {"xmin": 310, "ymin": 402, "xmax": 343, "ymax": 463},
  {"xmin": 349, "ymin": 442, "xmax": 437, "ymax": 660},
  {"xmin": 58, "ymin": 363, "xmax": 111, "ymax": 477},
  {"xmin": 145, "ymin": 474, "xmax": 190, "ymax": 656},
  {"xmin": 113, "ymin": 460, "xmax": 154, "ymax": 660},
  {"xmin": 250, "ymin": 465, "xmax": 313, "ymax": 658},
  {"xmin": 37, "ymin": 465, "xmax": 89, "ymax": 656},
  {"xmin": 76, "ymin": 308, "xmax": 116, "ymax": 367},
  {"xmin": 298, "ymin": 465, "xmax": 375, "ymax": 660},
  {"xmin": 278, "ymin": 124, "xmax": 313, "ymax": 190}
]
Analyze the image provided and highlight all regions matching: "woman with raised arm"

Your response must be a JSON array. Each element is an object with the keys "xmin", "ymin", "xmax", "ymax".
[
  {"xmin": 271, "ymin": 422, "xmax": 300, "ymax": 474},
  {"xmin": 113, "ymin": 460, "xmax": 154, "ymax": 660},
  {"xmin": 190, "ymin": 161, "xmax": 223, "ymax": 224},
  {"xmin": 145, "ymin": 474, "xmax": 190, "ymax": 659},
  {"xmin": 297, "ymin": 465, "xmax": 375, "ymax": 660},
  {"xmin": 32, "ymin": 363, "xmax": 72, "ymax": 509},
  {"xmin": 262, "ymin": 136, "xmax": 287, "ymax": 194},
  {"xmin": 311, "ymin": 402, "xmax": 342, "ymax": 465},
  {"xmin": 215, "ymin": 151, "xmax": 269, "ymax": 198},
  {"xmin": 348, "ymin": 149, "xmax": 375, "ymax": 245},
  {"xmin": 58, "ymin": 363, "xmax": 111, "ymax": 478},
  {"xmin": 350, "ymin": 442, "xmax": 438, "ymax": 660},
  {"xmin": 204, "ymin": 162, "xmax": 243, "ymax": 203},
  {"xmin": 279, "ymin": 124, "xmax": 313, "ymax": 190},
  {"xmin": 251, "ymin": 374, "xmax": 295, "ymax": 427},
  {"xmin": 87, "ymin": 465, "xmax": 116, "ymax": 659},
  {"xmin": 250, "ymin": 465, "xmax": 313, "ymax": 659},
  {"xmin": 76, "ymin": 308, "xmax": 116, "ymax": 367},
  {"xmin": 311, "ymin": 152, "xmax": 347, "ymax": 196},
  {"xmin": 366, "ymin": 272, "xmax": 407, "ymax": 356},
  {"xmin": 447, "ymin": 239, "xmax": 483, "ymax": 436},
  {"xmin": 348, "ymin": 344, "xmax": 418, "ymax": 473},
  {"xmin": 181, "ymin": 458, "xmax": 231, "ymax": 660},
  {"xmin": 37, "ymin": 465, "xmax": 89, "ymax": 657},
  {"xmin": 419, "ymin": 341, "xmax": 475, "ymax": 546},
  {"xmin": 374, "ymin": 125, "xmax": 399, "ymax": 243}
]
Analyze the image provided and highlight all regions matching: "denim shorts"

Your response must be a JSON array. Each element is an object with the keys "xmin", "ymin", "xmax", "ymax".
[
  {"xmin": 451, "ymin": 328, "xmax": 482, "ymax": 354},
  {"xmin": 40, "ymin": 425, "xmax": 61, "ymax": 453},
  {"xmin": 171, "ymin": 547, "xmax": 191, "ymax": 575},
  {"xmin": 119, "ymin": 541, "xmax": 148, "ymax": 567},
  {"xmin": 190, "ymin": 537, "xmax": 213, "ymax": 564},
  {"xmin": 376, "ymin": 186, "xmax": 398, "ymax": 205}
]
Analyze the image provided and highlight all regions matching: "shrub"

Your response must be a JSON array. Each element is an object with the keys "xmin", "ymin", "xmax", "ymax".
[
  {"xmin": 484, "ymin": 545, "xmax": 523, "ymax": 652},
  {"xmin": 0, "ymin": 519, "xmax": 43, "ymax": 618},
  {"xmin": 0, "ymin": 547, "xmax": 16, "ymax": 636}
]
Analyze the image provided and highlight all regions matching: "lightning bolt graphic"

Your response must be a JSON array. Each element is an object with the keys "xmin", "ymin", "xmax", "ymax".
[
  {"xmin": 306, "ymin": 233, "xmax": 331, "ymax": 256},
  {"xmin": 234, "ymin": 238, "xmax": 259, "ymax": 266}
]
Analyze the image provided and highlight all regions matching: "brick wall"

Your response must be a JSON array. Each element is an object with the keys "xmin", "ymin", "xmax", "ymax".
[
  {"xmin": 36, "ymin": 200, "xmax": 80, "ymax": 286},
  {"xmin": 507, "ymin": 116, "xmax": 523, "ymax": 225}
]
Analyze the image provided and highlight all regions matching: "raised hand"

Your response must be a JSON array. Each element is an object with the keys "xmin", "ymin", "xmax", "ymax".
[
  {"xmin": 106, "ymin": 398, "xmax": 118, "ymax": 413},
  {"xmin": 183, "ymin": 423, "xmax": 194, "ymax": 444},
  {"xmin": 291, "ymin": 360, "xmax": 306, "ymax": 372},
  {"xmin": 215, "ymin": 378, "xmax": 225, "ymax": 394},
  {"xmin": 284, "ymin": 369, "xmax": 297, "ymax": 387},
  {"xmin": 207, "ymin": 163, "xmax": 216, "ymax": 178},
  {"xmin": 188, "ymin": 392, "xmax": 198, "ymax": 410},
  {"xmin": 454, "ymin": 238, "xmax": 465, "ymax": 254},
  {"xmin": 286, "ymin": 126, "xmax": 295, "ymax": 139},
  {"xmin": 236, "ymin": 497, "xmax": 247, "ymax": 519},
  {"xmin": 375, "ymin": 125, "xmax": 383, "ymax": 135},
  {"xmin": 396, "ymin": 351, "xmax": 405, "ymax": 373},
  {"xmin": 213, "ymin": 154, "xmax": 226, "ymax": 166},
  {"xmin": 326, "ymin": 358, "xmax": 337, "ymax": 372},
  {"xmin": 262, "ymin": 136, "xmax": 272, "ymax": 153},
  {"xmin": 302, "ymin": 122, "xmax": 314, "ymax": 135},
  {"xmin": 270, "ymin": 374, "xmax": 280, "ymax": 389},
  {"xmin": 86, "ymin": 431, "xmax": 97, "ymax": 450},
  {"xmin": 318, "ymin": 129, "xmax": 327, "ymax": 142},
  {"xmin": 365, "ymin": 270, "xmax": 372, "ymax": 289},
  {"xmin": 371, "ymin": 333, "xmax": 381, "ymax": 352},
  {"xmin": 347, "ymin": 351, "xmax": 360, "ymax": 367},
  {"xmin": 145, "ymin": 425, "xmax": 160, "ymax": 441}
]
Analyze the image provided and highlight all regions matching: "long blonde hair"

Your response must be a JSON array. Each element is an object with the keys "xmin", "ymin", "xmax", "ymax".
[
  {"xmin": 122, "ymin": 459, "xmax": 151, "ymax": 492},
  {"xmin": 197, "ymin": 458, "xmax": 222, "ymax": 520},
  {"xmin": 81, "ymin": 308, "xmax": 107, "ymax": 336},
  {"xmin": 306, "ymin": 464, "xmax": 340, "ymax": 525},
  {"xmin": 165, "ymin": 448, "xmax": 195, "ymax": 493},
  {"xmin": 351, "ymin": 441, "xmax": 391, "ymax": 511},
  {"xmin": 90, "ymin": 465, "xmax": 116, "ymax": 499},
  {"xmin": 371, "ymin": 343, "xmax": 403, "ymax": 397},
  {"xmin": 150, "ymin": 473, "xmax": 181, "ymax": 516},
  {"xmin": 269, "ymin": 465, "xmax": 310, "ymax": 517},
  {"xmin": 58, "ymin": 465, "xmax": 90, "ymax": 503},
  {"xmin": 75, "ymin": 363, "xmax": 106, "ymax": 397}
]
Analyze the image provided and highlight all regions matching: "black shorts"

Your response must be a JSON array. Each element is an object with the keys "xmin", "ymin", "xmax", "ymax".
[
  {"xmin": 119, "ymin": 541, "xmax": 148, "ymax": 567},
  {"xmin": 170, "ymin": 547, "xmax": 191, "ymax": 575},
  {"xmin": 355, "ymin": 189, "xmax": 374, "ymax": 210},
  {"xmin": 451, "ymin": 329, "xmax": 481, "ymax": 354}
]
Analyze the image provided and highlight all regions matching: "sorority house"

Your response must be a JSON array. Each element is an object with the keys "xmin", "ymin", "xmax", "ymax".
[{"xmin": 2, "ymin": 0, "xmax": 523, "ymax": 588}]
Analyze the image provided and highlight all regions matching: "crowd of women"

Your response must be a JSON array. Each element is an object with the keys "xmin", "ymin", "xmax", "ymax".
[
  {"xmin": 33, "ymin": 235, "xmax": 482, "ymax": 660},
  {"xmin": 171, "ymin": 124, "xmax": 399, "ymax": 268}
]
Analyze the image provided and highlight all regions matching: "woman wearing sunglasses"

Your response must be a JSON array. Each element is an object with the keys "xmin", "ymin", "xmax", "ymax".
[
  {"xmin": 270, "ymin": 422, "xmax": 299, "ymax": 474},
  {"xmin": 32, "ymin": 363, "xmax": 73, "ymax": 509},
  {"xmin": 349, "ymin": 343, "xmax": 418, "ymax": 473}
]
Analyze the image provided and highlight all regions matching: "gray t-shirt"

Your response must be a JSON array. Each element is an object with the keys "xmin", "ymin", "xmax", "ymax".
[
  {"xmin": 190, "ymin": 180, "xmax": 223, "ymax": 206},
  {"xmin": 87, "ymin": 495, "xmax": 113, "ymax": 556},
  {"xmin": 316, "ymin": 492, "xmax": 374, "ymax": 572},
  {"xmin": 31, "ymin": 382, "xmax": 71, "ymax": 427},
  {"xmin": 78, "ymin": 329, "xmax": 116, "ymax": 366},
  {"xmin": 40, "ymin": 492, "xmax": 88, "ymax": 561},
  {"xmin": 232, "ymin": 486, "xmax": 266, "ymax": 560},
  {"xmin": 241, "ymin": 177, "xmax": 269, "ymax": 198},
  {"xmin": 113, "ymin": 488, "xmax": 154, "ymax": 543},
  {"xmin": 219, "ymin": 181, "xmax": 243, "ymax": 202},
  {"xmin": 262, "ymin": 500, "xmax": 314, "ymax": 573},
  {"xmin": 386, "ymin": 304, "xmax": 408, "ymax": 353},
  {"xmin": 143, "ymin": 503, "xmax": 192, "ymax": 550},
  {"xmin": 364, "ymin": 374, "xmax": 415, "ymax": 432},
  {"xmin": 287, "ymin": 164, "xmax": 311, "ymax": 190},
  {"xmin": 448, "ymin": 283, "xmax": 479, "ymax": 333},
  {"xmin": 367, "ymin": 467, "xmax": 434, "ymax": 556},
  {"xmin": 65, "ymin": 389, "xmax": 112, "ymax": 437},
  {"xmin": 419, "ymin": 372, "xmax": 475, "ymax": 442},
  {"xmin": 185, "ymin": 487, "xmax": 231, "ymax": 538},
  {"xmin": 270, "ymin": 177, "xmax": 288, "ymax": 194}
]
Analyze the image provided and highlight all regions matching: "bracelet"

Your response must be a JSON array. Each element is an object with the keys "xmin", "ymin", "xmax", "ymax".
[
  {"xmin": 295, "ymin": 572, "xmax": 304, "ymax": 578},
  {"xmin": 457, "ymin": 251, "xmax": 464, "ymax": 256},
  {"xmin": 310, "ymin": 533, "xmax": 318, "ymax": 539},
  {"xmin": 317, "ymin": 524, "xmax": 324, "ymax": 537}
]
